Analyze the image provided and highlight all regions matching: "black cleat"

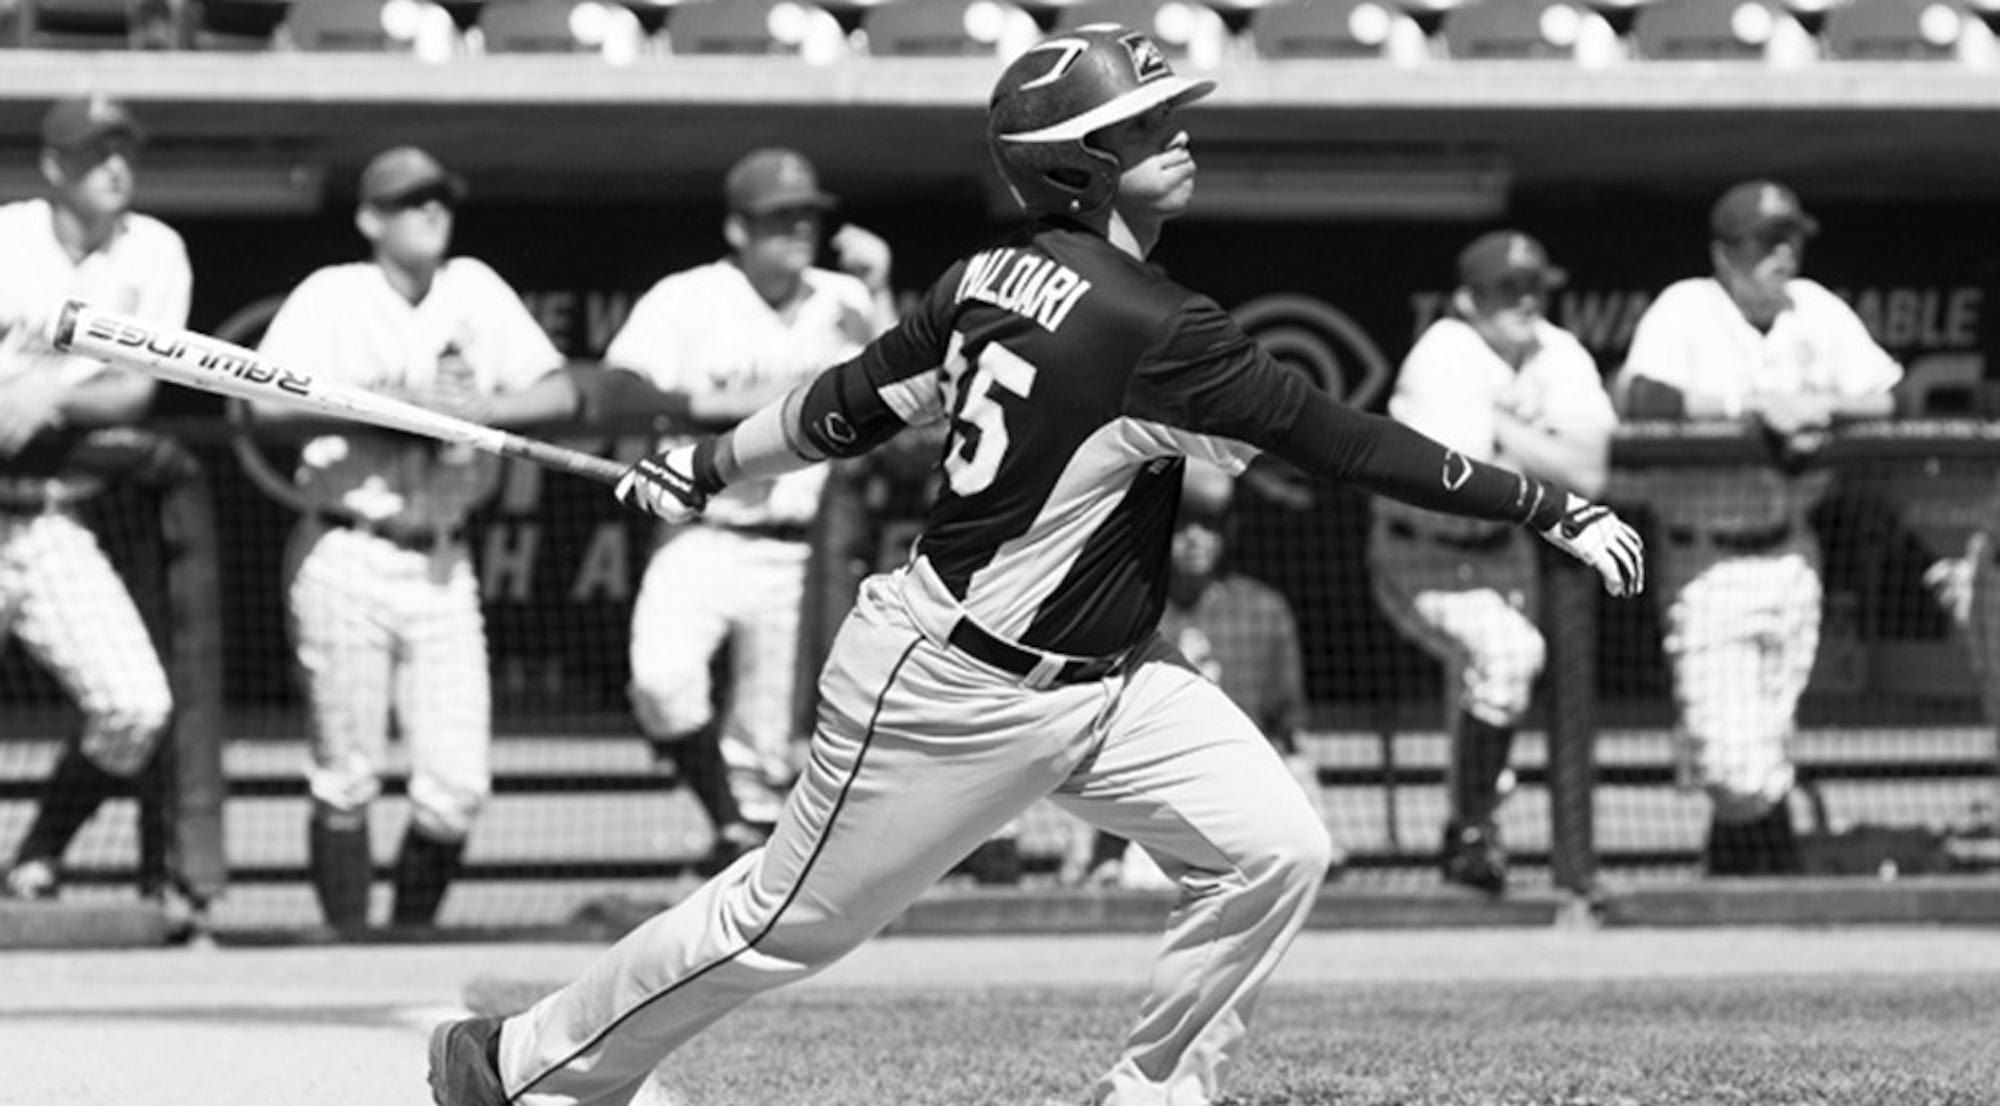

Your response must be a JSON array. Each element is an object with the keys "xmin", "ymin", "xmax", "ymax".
[
  {"xmin": 1439, "ymin": 819, "xmax": 1507, "ymax": 897},
  {"xmin": 428, "ymin": 1015, "xmax": 508, "ymax": 1106}
]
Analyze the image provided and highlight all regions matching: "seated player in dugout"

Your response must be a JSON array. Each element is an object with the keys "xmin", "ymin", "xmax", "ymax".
[{"xmin": 1370, "ymin": 230, "xmax": 1615, "ymax": 895}]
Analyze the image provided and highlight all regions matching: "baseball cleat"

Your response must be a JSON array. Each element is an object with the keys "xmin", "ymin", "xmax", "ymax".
[
  {"xmin": 428, "ymin": 1015, "xmax": 508, "ymax": 1106},
  {"xmin": 1438, "ymin": 820, "xmax": 1507, "ymax": 897},
  {"xmin": 1, "ymin": 858, "xmax": 59, "ymax": 901}
]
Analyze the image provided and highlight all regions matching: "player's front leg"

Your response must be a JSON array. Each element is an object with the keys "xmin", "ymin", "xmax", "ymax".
[{"xmin": 1054, "ymin": 645, "xmax": 1334, "ymax": 1106}]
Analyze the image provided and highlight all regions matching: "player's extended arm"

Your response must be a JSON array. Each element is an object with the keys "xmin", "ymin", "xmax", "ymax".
[
  {"xmin": 614, "ymin": 353, "xmax": 910, "ymax": 523},
  {"xmin": 1273, "ymin": 391, "xmax": 1643, "ymax": 597}
]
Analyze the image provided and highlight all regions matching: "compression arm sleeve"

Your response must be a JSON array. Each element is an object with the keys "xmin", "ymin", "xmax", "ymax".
[
  {"xmin": 687, "ymin": 351, "xmax": 915, "ymax": 492},
  {"xmin": 1273, "ymin": 390, "xmax": 1570, "ymax": 530}
]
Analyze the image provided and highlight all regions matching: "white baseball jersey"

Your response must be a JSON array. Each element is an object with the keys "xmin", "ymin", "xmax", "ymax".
[
  {"xmin": 0, "ymin": 198, "xmax": 191, "ymax": 390},
  {"xmin": 1623, "ymin": 276, "xmax": 1901, "ymax": 407},
  {"xmin": 257, "ymin": 258, "xmax": 564, "ymax": 532},
  {"xmin": 0, "ymin": 198, "xmax": 185, "ymax": 776},
  {"xmin": 1391, "ymin": 315, "xmax": 1616, "ymax": 463},
  {"xmin": 605, "ymin": 259, "xmax": 876, "ymax": 529}
]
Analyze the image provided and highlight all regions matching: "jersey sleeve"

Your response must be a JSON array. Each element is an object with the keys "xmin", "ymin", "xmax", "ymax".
[
  {"xmin": 134, "ymin": 219, "xmax": 193, "ymax": 330},
  {"xmin": 459, "ymin": 259, "xmax": 565, "ymax": 392},
  {"xmin": 793, "ymin": 264, "xmax": 958, "ymax": 459},
  {"xmin": 1126, "ymin": 294, "xmax": 1566, "ymax": 527},
  {"xmin": 1535, "ymin": 330, "xmax": 1618, "ymax": 436},
  {"xmin": 1123, "ymin": 293, "xmax": 1308, "ymax": 448},
  {"xmin": 1802, "ymin": 281, "xmax": 1904, "ymax": 397},
  {"xmin": 256, "ymin": 270, "xmax": 347, "ymax": 381},
  {"xmin": 1386, "ymin": 322, "xmax": 1476, "ymax": 437},
  {"xmin": 603, "ymin": 275, "xmax": 691, "ymax": 390},
  {"xmin": 1619, "ymin": 282, "xmax": 1698, "ymax": 390}
]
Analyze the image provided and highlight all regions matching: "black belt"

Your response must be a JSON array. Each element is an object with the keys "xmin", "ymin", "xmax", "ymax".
[
  {"xmin": 724, "ymin": 521, "xmax": 811, "ymax": 543},
  {"xmin": 1665, "ymin": 522, "xmax": 1794, "ymax": 553},
  {"xmin": 947, "ymin": 619, "xmax": 1130, "ymax": 688},
  {"xmin": 317, "ymin": 513, "xmax": 465, "ymax": 553},
  {"xmin": 1386, "ymin": 519, "xmax": 1515, "ymax": 552}
]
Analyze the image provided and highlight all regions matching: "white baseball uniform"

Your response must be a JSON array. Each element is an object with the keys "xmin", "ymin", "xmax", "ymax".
[
  {"xmin": 1622, "ymin": 275, "xmax": 1901, "ymax": 820},
  {"xmin": 0, "ymin": 197, "xmax": 184, "ymax": 777},
  {"xmin": 1373, "ymin": 315, "xmax": 1615, "ymax": 729},
  {"xmin": 258, "ymin": 257, "xmax": 564, "ymax": 841},
  {"xmin": 607, "ymin": 258, "xmax": 878, "ymax": 824}
]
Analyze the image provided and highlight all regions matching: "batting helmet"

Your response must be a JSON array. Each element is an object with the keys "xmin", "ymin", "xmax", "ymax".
[{"xmin": 987, "ymin": 24, "xmax": 1215, "ymax": 218}]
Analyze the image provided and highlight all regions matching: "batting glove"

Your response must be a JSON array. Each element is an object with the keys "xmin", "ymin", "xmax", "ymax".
[
  {"xmin": 615, "ymin": 445, "xmax": 708, "ymax": 523},
  {"xmin": 1538, "ymin": 494, "xmax": 1645, "ymax": 597}
]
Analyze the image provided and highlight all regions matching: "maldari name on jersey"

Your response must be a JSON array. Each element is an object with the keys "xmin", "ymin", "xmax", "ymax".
[{"xmin": 954, "ymin": 247, "xmax": 1093, "ymax": 333}]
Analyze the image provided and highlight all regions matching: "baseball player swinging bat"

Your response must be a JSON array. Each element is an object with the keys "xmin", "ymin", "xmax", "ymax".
[{"xmin": 51, "ymin": 300, "xmax": 627, "ymax": 485}]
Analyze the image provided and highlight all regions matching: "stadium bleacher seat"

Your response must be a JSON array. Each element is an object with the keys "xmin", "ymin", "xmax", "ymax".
[
  {"xmin": 187, "ymin": 0, "xmax": 290, "ymax": 49},
  {"xmin": 476, "ymin": 0, "xmax": 652, "ymax": 58},
  {"xmin": 862, "ymin": 0, "xmax": 1039, "ymax": 57},
  {"xmin": 1440, "ymin": 0, "xmax": 1573, "ymax": 57},
  {"xmin": 665, "ymin": 0, "xmax": 851, "ymax": 59},
  {"xmin": 1439, "ymin": 0, "xmax": 1637, "ymax": 63},
  {"xmin": 1245, "ymin": 0, "xmax": 1462, "ymax": 62},
  {"xmin": 1627, "ymin": 0, "xmax": 1801, "ymax": 58},
  {"xmin": 1048, "ymin": 0, "xmax": 1231, "ymax": 62},
  {"xmin": 1821, "ymin": 0, "xmax": 1981, "ymax": 60},
  {"xmin": 281, "ymin": 0, "xmax": 461, "ymax": 52}
]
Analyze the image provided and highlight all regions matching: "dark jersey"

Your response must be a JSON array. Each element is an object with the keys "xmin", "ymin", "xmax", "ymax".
[{"xmin": 793, "ymin": 220, "xmax": 1563, "ymax": 658}]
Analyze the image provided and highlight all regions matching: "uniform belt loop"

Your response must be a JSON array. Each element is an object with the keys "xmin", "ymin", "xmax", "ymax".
[{"xmin": 1023, "ymin": 654, "xmax": 1065, "ymax": 690}]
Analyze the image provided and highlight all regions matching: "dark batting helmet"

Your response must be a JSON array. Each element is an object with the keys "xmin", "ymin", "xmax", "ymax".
[{"xmin": 987, "ymin": 24, "xmax": 1215, "ymax": 218}]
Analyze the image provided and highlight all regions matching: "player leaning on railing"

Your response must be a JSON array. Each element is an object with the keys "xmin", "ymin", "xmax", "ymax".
[{"xmin": 430, "ymin": 24, "xmax": 1643, "ymax": 1106}]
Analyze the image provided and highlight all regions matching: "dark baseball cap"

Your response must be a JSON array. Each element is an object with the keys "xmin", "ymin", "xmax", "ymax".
[
  {"xmin": 1710, "ymin": 179, "xmax": 1819, "ymax": 242},
  {"xmin": 725, "ymin": 148, "xmax": 836, "ymax": 216},
  {"xmin": 1457, "ymin": 230, "xmax": 1567, "ymax": 292},
  {"xmin": 358, "ymin": 145, "xmax": 467, "ymax": 208},
  {"xmin": 41, "ymin": 94, "xmax": 145, "ymax": 153}
]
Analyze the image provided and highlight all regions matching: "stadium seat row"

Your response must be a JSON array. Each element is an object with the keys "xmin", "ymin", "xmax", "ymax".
[{"xmin": 4, "ymin": 0, "xmax": 1997, "ymax": 68}]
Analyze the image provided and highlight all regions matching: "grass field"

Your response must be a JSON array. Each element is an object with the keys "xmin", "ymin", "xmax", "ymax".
[
  {"xmin": 464, "ymin": 974, "xmax": 2000, "ymax": 1106},
  {"xmin": 9, "ymin": 929, "xmax": 2000, "ymax": 1105}
]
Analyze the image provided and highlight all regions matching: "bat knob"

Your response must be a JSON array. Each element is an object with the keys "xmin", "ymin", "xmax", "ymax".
[{"xmin": 51, "ymin": 300, "xmax": 85, "ymax": 353}]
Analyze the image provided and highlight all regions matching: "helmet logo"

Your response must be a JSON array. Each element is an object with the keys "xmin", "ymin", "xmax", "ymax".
[
  {"xmin": 1017, "ymin": 36, "xmax": 1091, "ymax": 90},
  {"xmin": 1120, "ymin": 30, "xmax": 1170, "ymax": 82}
]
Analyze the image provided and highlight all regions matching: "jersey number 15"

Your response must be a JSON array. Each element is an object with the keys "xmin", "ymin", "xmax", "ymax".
[{"xmin": 941, "ymin": 331, "xmax": 1039, "ymax": 497}]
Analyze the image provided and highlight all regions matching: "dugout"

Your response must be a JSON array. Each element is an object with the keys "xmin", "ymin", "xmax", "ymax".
[{"xmin": 3, "ymin": 31, "xmax": 2000, "ymax": 939}]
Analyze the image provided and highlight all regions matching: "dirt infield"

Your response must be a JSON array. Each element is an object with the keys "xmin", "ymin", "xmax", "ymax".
[{"xmin": 7, "ymin": 927, "xmax": 2000, "ymax": 1105}]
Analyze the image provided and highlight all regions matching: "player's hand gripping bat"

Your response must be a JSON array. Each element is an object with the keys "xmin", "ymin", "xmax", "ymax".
[{"xmin": 52, "ymin": 300, "xmax": 627, "ymax": 485}]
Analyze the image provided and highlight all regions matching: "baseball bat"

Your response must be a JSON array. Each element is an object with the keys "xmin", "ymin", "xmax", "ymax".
[{"xmin": 51, "ymin": 300, "xmax": 630, "ymax": 486}]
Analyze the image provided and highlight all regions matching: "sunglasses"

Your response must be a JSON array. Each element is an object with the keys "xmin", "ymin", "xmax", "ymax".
[
  {"xmin": 375, "ymin": 185, "xmax": 458, "ymax": 213},
  {"xmin": 742, "ymin": 205, "xmax": 824, "ymax": 233},
  {"xmin": 1474, "ymin": 276, "xmax": 1549, "ymax": 303},
  {"xmin": 1729, "ymin": 227, "xmax": 1807, "ymax": 257}
]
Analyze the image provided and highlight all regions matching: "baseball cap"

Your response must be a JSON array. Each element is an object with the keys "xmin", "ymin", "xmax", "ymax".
[
  {"xmin": 358, "ymin": 145, "xmax": 467, "ymax": 208},
  {"xmin": 1457, "ymin": 230, "xmax": 1567, "ymax": 292},
  {"xmin": 1710, "ymin": 179, "xmax": 1819, "ymax": 242},
  {"xmin": 725, "ymin": 148, "xmax": 836, "ymax": 216},
  {"xmin": 41, "ymin": 94, "xmax": 145, "ymax": 153}
]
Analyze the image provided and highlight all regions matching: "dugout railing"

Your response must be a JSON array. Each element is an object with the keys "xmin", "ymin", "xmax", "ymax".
[{"xmin": 4, "ymin": 415, "xmax": 1999, "ymax": 935}]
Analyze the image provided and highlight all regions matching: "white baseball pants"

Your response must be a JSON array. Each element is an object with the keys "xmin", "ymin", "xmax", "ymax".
[
  {"xmin": 628, "ymin": 526, "xmax": 809, "ymax": 824},
  {"xmin": 1662, "ymin": 547, "xmax": 1821, "ymax": 822},
  {"xmin": 501, "ymin": 564, "xmax": 1333, "ymax": 1106},
  {"xmin": 0, "ymin": 512, "xmax": 172, "ymax": 775},
  {"xmin": 285, "ymin": 522, "xmax": 492, "ymax": 840}
]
